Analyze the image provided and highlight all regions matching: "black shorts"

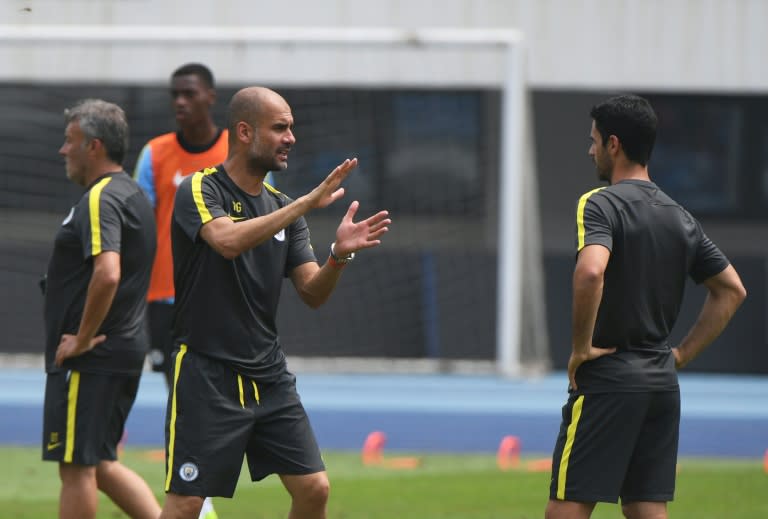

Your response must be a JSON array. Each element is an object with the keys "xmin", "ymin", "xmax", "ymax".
[
  {"xmin": 164, "ymin": 346, "xmax": 325, "ymax": 498},
  {"xmin": 42, "ymin": 370, "xmax": 140, "ymax": 465},
  {"xmin": 146, "ymin": 301, "xmax": 174, "ymax": 375},
  {"xmin": 549, "ymin": 390, "xmax": 680, "ymax": 504}
]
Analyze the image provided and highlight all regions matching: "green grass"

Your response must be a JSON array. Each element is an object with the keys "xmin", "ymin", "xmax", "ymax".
[{"xmin": 3, "ymin": 447, "xmax": 766, "ymax": 518}]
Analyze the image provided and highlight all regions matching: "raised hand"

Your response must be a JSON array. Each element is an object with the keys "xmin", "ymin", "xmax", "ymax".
[
  {"xmin": 306, "ymin": 158, "xmax": 358, "ymax": 209},
  {"xmin": 333, "ymin": 200, "xmax": 391, "ymax": 257}
]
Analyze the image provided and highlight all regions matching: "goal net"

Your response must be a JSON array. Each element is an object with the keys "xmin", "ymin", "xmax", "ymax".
[{"xmin": 0, "ymin": 25, "xmax": 549, "ymax": 376}]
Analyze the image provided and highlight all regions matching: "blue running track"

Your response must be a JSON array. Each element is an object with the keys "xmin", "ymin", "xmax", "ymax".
[{"xmin": 2, "ymin": 369, "xmax": 766, "ymax": 457}]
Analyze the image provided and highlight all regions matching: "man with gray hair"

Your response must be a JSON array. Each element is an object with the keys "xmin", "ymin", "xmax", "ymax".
[{"xmin": 42, "ymin": 98, "xmax": 161, "ymax": 519}]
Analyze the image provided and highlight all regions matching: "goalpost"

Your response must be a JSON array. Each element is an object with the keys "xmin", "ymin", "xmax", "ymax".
[{"xmin": 0, "ymin": 25, "xmax": 549, "ymax": 376}]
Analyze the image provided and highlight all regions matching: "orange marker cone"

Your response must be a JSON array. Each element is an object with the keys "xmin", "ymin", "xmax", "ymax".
[
  {"xmin": 362, "ymin": 431, "xmax": 387, "ymax": 466},
  {"xmin": 382, "ymin": 456, "xmax": 422, "ymax": 469},
  {"xmin": 525, "ymin": 458, "xmax": 553, "ymax": 472},
  {"xmin": 497, "ymin": 435, "xmax": 521, "ymax": 470},
  {"xmin": 764, "ymin": 449, "xmax": 768, "ymax": 474}
]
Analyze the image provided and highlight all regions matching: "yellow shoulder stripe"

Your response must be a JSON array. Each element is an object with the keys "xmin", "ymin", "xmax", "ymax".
[
  {"xmin": 264, "ymin": 181, "xmax": 282, "ymax": 196},
  {"xmin": 88, "ymin": 177, "xmax": 113, "ymax": 256},
  {"xmin": 191, "ymin": 168, "xmax": 217, "ymax": 224},
  {"xmin": 576, "ymin": 187, "xmax": 607, "ymax": 251}
]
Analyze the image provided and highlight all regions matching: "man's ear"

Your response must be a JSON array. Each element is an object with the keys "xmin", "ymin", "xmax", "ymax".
[
  {"xmin": 236, "ymin": 121, "xmax": 251, "ymax": 142},
  {"xmin": 87, "ymin": 137, "xmax": 103, "ymax": 154},
  {"xmin": 607, "ymin": 134, "xmax": 621, "ymax": 154}
]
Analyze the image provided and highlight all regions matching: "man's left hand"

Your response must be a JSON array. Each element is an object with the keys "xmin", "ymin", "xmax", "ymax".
[
  {"xmin": 333, "ymin": 201, "xmax": 391, "ymax": 257},
  {"xmin": 54, "ymin": 333, "xmax": 106, "ymax": 367}
]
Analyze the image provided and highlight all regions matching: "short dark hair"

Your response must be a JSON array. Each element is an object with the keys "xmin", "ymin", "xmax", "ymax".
[
  {"xmin": 171, "ymin": 63, "xmax": 215, "ymax": 88},
  {"xmin": 590, "ymin": 94, "xmax": 657, "ymax": 166},
  {"xmin": 64, "ymin": 99, "xmax": 129, "ymax": 165}
]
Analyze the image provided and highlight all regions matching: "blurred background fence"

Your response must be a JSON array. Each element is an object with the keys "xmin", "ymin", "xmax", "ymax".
[{"xmin": 1, "ymin": 0, "xmax": 767, "ymax": 375}]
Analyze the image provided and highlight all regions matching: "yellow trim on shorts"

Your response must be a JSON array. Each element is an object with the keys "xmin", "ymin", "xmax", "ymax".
[
  {"xmin": 64, "ymin": 371, "xmax": 80, "ymax": 463},
  {"xmin": 251, "ymin": 380, "xmax": 261, "ymax": 405},
  {"xmin": 237, "ymin": 374, "xmax": 245, "ymax": 408},
  {"xmin": 252, "ymin": 381, "xmax": 260, "ymax": 405},
  {"xmin": 237, "ymin": 376, "xmax": 259, "ymax": 406},
  {"xmin": 557, "ymin": 394, "xmax": 584, "ymax": 500},
  {"xmin": 576, "ymin": 187, "xmax": 606, "ymax": 251},
  {"xmin": 88, "ymin": 176, "xmax": 112, "ymax": 256},
  {"xmin": 165, "ymin": 344, "xmax": 188, "ymax": 491}
]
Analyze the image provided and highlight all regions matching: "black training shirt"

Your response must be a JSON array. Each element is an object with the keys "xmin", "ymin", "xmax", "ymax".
[
  {"xmin": 171, "ymin": 165, "xmax": 317, "ymax": 381},
  {"xmin": 573, "ymin": 180, "xmax": 729, "ymax": 393},
  {"xmin": 44, "ymin": 172, "xmax": 156, "ymax": 375}
]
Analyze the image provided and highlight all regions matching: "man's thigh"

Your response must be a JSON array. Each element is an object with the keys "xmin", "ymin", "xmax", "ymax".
[
  {"xmin": 550, "ymin": 392, "xmax": 653, "ymax": 503},
  {"xmin": 621, "ymin": 390, "xmax": 679, "ymax": 503},
  {"xmin": 245, "ymin": 371, "xmax": 325, "ymax": 482},
  {"xmin": 165, "ymin": 348, "xmax": 254, "ymax": 498},
  {"xmin": 43, "ymin": 371, "xmax": 139, "ymax": 465}
]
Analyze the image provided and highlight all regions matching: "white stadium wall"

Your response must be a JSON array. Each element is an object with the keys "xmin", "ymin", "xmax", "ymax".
[{"xmin": 1, "ymin": 0, "xmax": 767, "ymax": 91}]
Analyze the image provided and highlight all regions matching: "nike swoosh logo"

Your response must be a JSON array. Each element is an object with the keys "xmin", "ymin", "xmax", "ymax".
[
  {"xmin": 173, "ymin": 169, "xmax": 189, "ymax": 187},
  {"xmin": 228, "ymin": 215, "xmax": 246, "ymax": 221},
  {"xmin": 274, "ymin": 229, "xmax": 285, "ymax": 242},
  {"xmin": 61, "ymin": 207, "xmax": 74, "ymax": 226},
  {"xmin": 47, "ymin": 441, "xmax": 62, "ymax": 451}
]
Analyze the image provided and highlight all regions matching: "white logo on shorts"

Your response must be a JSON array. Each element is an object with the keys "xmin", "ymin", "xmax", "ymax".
[{"xmin": 179, "ymin": 462, "xmax": 199, "ymax": 482}]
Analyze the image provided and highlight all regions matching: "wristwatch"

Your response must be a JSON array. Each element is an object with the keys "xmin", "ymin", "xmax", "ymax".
[{"xmin": 330, "ymin": 242, "xmax": 355, "ymax": 264}]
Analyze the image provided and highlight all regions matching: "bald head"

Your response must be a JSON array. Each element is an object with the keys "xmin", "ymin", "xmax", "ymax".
[
  {"xmin": 226, "ymin": 87, "xmax": 288, "ymax": 143},
  {"xmin": 224, "ymin": 86, "xmax": 296, "ymax": 174}
]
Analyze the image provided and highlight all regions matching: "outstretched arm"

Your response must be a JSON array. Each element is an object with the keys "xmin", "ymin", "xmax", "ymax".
[
  {"xmin": 672, "ymin": 264, "xmax": 746, "ymax": 368},
  {"xmin": 200, "ymin": 158, "xmax": 358, "ymax": 259},
  {"xmin": 291, "ymin": 200, "xmax": 390, "ymax": 308},
  {"xmin": 568, "ymin": 244, "xmax": 615, "ymax": 390}
]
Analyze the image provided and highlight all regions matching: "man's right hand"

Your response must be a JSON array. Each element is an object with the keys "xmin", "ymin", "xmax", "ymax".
[
  {"xmin": 567, "ymin": 346, "xmax": 616, "ymax": 391},
  {"xmin": 306, "ymin": 158, "xmax": 358, "ymax": 209}
]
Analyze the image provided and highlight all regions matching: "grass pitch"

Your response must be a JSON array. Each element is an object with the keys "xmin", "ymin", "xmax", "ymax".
[{"xmin": 2, "ymin": 447, "xmax": 765, "ymax": 518}]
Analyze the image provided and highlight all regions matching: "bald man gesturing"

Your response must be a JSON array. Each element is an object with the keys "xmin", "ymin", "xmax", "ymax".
[{"xmin": 159, "ymin": 87, "xmax": 391, "ymax": 519}]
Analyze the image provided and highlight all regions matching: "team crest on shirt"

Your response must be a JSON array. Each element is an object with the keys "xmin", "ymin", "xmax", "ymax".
[
  {"xmin": 179, "ymin": 462, "xmax": 199, "ymax": 481},
  {"xmin": 273, "ymin": 229, "xmax": 285, "ymax": 242}
]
